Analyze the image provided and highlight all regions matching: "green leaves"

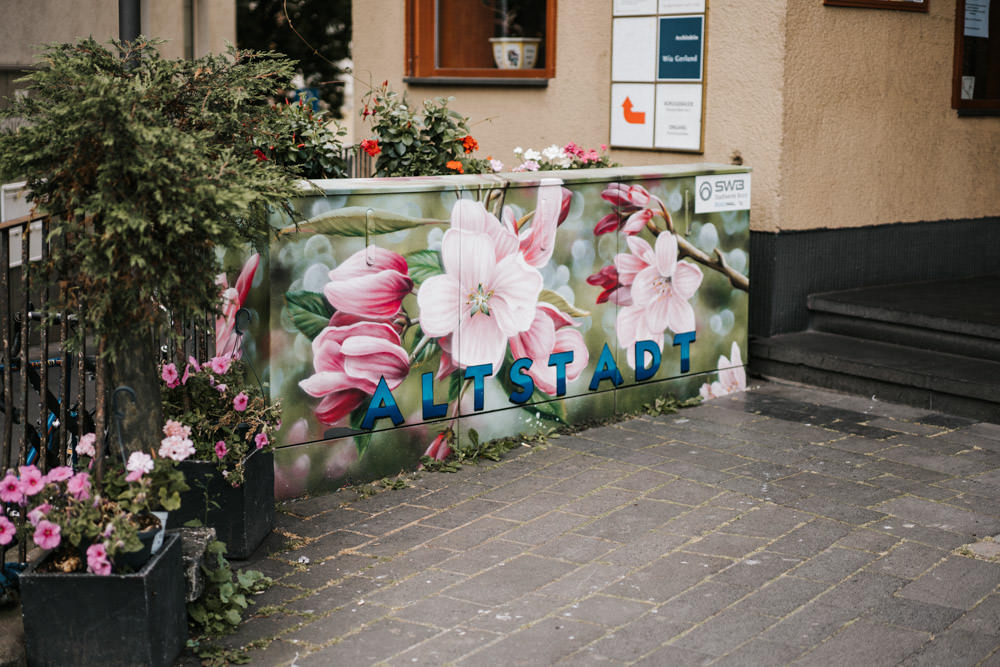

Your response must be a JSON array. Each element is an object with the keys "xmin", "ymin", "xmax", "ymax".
[
  {"xmin": 539, "ymin": 289, "xmax": 590, "ymax": 318},
  {"xmin": 406, "ymin": 249, "xmax": 445, "ymax": 285},
  {"xmin": 285, "ymin": 290, "xmax": 333, "ymax": 340},
  {"xmin": 188, "ymin": 539, "xmax": 272, "ymax": 638},
  {"xmin": 288, "ymin": 207, "xmax": 445, "ymax": 237}
]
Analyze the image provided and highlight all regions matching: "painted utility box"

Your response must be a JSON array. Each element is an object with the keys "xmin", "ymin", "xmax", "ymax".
[{"xmin": 224, "ymin": 165, "xmax": 750, "ymax": 499}]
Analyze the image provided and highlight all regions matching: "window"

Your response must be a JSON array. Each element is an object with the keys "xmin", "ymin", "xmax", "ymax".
[
  {"xmin": 405, "ymin": 0, "xmax": 557, "ymax": 83},
  {"xmin": 953, "ymin": 0, "xmax": 1000, "ymax": 113}
]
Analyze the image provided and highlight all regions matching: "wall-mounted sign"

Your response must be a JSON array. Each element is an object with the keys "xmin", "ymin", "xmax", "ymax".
[
  {"xmin": 610, "ymin": 5, "xmax": 706, "ymax": 152},
  {"xmin": 695, "ymin": 173, "xmax": 752, "ymax": 213}
]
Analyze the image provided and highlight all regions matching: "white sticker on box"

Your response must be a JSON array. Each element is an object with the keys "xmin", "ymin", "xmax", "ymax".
[{"xmin": 695, "ymin": 174, "xmax": 751, "ymax": 213}]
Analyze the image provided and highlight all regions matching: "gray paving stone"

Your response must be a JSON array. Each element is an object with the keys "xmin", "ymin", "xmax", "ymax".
[
  {"xmin": 456, "ymin": 616, "xmax": 605, "ymax": 666},
  {"xmin": 561, "ymin": 594, "xmax": 653, "ymax": 626},
  {"xmin": 759, "ymin": 600, "xmax": 857, "ymax": 647},
  {"xmin": 388, "ymin": 594, "xmax": 486, "ymax": 628},
  {"xmin": 645, "ymin": 478, "xmax": 722, "ymax": 505},
  {"xmin": 363, "ymin": 569, "xmax": 459, "ymax": 609},
  {"xmin": 603, "ymin": 551, "xmax": 731, "ymax": 603},
  {"xmin": 297, "ymin": 618, "xmax": 440, "ymax": 666},
  {"xmin": 952, "ymin": 594, "xmax": 1000, "ymax": 634},
  {"xmin": 629, "ymin": 643, "xmax": 715, "ymax": 667},
  {"xmin": 710, "ymin": 551, "xmax": 804, "ymax": 590},
  {"xmin": 815, "ymin": 570, "xmax": 907, "ymax": 611},
  {"xmin": 387, "ymin": 627, "xmax": 499, "ymax": 667},
  {"xmin": 659, "ymin": 506, "xmax": 742, "ymax": 537},
  {"xmin": 501, "ymin": 511, "xmax": 591, "ymax": 545},
  {"xmin": 869, "ymin": 540, "xmax": 948, "ymax": 580},
  {"xmin": 479, "ymin": 473, "xmax": 564, "ymax": 503},
  {"xmin": 609, "ymin": 468, "xmax": 676, "ymax": 491},
  {"xmin": 425, "ymin": 516, "xmax": 518, "ymax": 551},
  {"xmin": 898, "ymin": 555, "xmax": 1000, "ymax": 609},
  {"xmin": 735, "ymin": 575, "xmax": 828, "ymax": 617},
  {"xmin": 283, "ymin": 574, "xmax": 384, "ymax": 615},
  {"xmin": 682, "ymin": 532, "xmax": 768, "ymax": 558},
  {"xmin": 489, "ymin": 491, "xmax": 577, "ymax": 521},
  {"xmin": 436, "ymin": 538, "xmax": 525, "ymax": 575},
  {"xmin": 462, "ymin": 593, "xmax": 552, "ymax": 633},
  {"xmin": 724, "ymin": 504, "xmax": 809, "ymax": 538},
  {"xmin": 558, "ymin": 486, "xmax": 641, "ymax": 516},
  {"xmin": 898, "ymin": 628, "xmax": 1000, "ymax": 667},
  {"xmin": 790, "ymin": 618, "xmax": 928, "ymax": 666},
  {"xmin": 358, "ymin": 545, "xmax": 455, "ymax": 582},
  {"xmin": 788, "ymin": 494, "xmax": 889, "ymax": 525},
  {"xmin": 670, "ymin": 607, "xmax": 776, "ymax": 656},
  {"xmin": 282, "ymin": 598, "xmax": 389, "ymax": 643},
  {"xmin": 531, "ymin": 533, "xmax": 617, "ymax": 563},
  {"xmin": 711, "ymin": 639, "xmax": 806, "ymax": 667},
  {"xmin": 788, "ymin": 546, "xmax": 876, "ymax": 583},
  {"xmin": 443, "ymin": 554, "xmax": 577, "ymax": 606},
  {"xmin": 866, "ymin": 596, "xmax": 964, "ymax": 633},
  {"xmin": 417, "ymin": 498, "xmax": 506, "ymax": 530},
  {"xmin": 653, "ymin": 580, "xmax": 750, "ymax": 625},
  {"xmin": 571, "ymin": 613, "xmax": 689, "ymax": 662},
  {"xmin": 356, "ymin": 523, "xmax": 448, "ymax": 557},
  {"xmin": 574, "ymin": 498, "xmax": 688, "ymax": 542},
  {"xmin": 537, "ymin": 562, "xmax": 629, "ymax": 600},
  {"xmin": 835, "ymin": 527, "xmax": 902, "ymax": 553},
  {"xmin": 876, "ymin": 496, "xmax": 1000, "ymax": 536},
  {"xmin": 601, "ymin": 531, "xmax": 690, "ymax": 568},
  {"xmin": 767, "ymin": 518, "xmax": 852, "ymax": 558}
]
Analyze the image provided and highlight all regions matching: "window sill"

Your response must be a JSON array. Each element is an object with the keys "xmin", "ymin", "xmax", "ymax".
[{"xmin": 403, "ymin": 76, "xmax": 550, "ymax": 88}]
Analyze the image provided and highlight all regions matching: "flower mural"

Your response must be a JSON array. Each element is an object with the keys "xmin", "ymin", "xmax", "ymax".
[
  {"xmin": 700, "ymin": 341, "xmax": 747, "ymax": 400},
  {"xmin": 268, "ymin": 169, "xmax": 749, "ymax": 496}
]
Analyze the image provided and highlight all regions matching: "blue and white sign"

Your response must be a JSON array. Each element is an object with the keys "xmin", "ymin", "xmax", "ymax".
[{"xmin": 658, "ymin": 16, "xmax": 703, "ymax": 81}]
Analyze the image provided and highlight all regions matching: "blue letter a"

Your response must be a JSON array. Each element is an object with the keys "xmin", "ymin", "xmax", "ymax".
[{"xmin": 361, "ymin": 377, "xmax": 405, "ymax": 429}]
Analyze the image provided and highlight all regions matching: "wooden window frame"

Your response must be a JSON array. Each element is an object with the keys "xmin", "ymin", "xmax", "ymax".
[
  {"xmin": 823, "ymin": 0, "xmax": 927, "ymax": 11},
  {"xmin": 405, "ymin": 0, "xmax": 557, "ymax": 83},
  {"xmin": 952, "ymin": 0, "xmax": 1000, "ymax": 113}
]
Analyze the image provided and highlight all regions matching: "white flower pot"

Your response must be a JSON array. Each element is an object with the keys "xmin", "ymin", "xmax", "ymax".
[{"xmin": 489, "ymin": 37, "xmax": 542, "ymax": 70}]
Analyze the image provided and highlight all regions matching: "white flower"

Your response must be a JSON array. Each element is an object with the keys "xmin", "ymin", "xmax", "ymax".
[
  {"xmin": 541, "ymin": 144, "xmax": 565, "ymax": 162},
  {"xmin": 76, "ymin": 433, "xmax": 97, "ymax": 458},
  {"xmin": 523, "ymin": 148, "xmax": 541, "ymax": 162},
  {"xmin": 490, "ymin": 159, "xmax": 504, "ymax": 172},
  {"xmin": 513, "ymin": 146, "xmax": 524, "ymax": 155},
  {"xmin": 159, "ymin": 435, "xmax": 196, "ymax": 462},
  {"xmin": 126, "ymin": 451, "xmax": 154, "ymax": 474}
]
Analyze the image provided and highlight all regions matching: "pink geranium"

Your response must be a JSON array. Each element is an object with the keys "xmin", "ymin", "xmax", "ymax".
[
  {"xmin": 159, "ymin": 435, "xmax": 195, "ymax": 461},
  {"xmin": 76, "ymin": 432, "xmax": 97, "ymax": 458},
  {"xmin": 0, "ymin": 516, "xmax": 15, "ymax": 545},
  {"xmin": 254, "ymin": 433, "xmax": 269, "ymax": 450},
  {"xmin": 417, "ymin": 225, "xmax": 542, "ymax": 370},
  {"xmin": 214, "ymin": 440, "xmax": 228, "ymax": 459},
  {"xmin": 33, "ymin": 520, "xmax": 61, "ymax": 550},
  {"xmin": 163, "ymin": 419, "xmax": 191, "ymax": 439},
  {"xmin": 44, "ymin": 466, "xmax": 73, "ymax": 483},
  {"xmin": 126, "ymin": 451, "xmax": 154, "ymax": 474},
  {"xmin": 299, "ymin": 321, "xmax": 410, "ymax": 425},
  {"xmin": 86, "ymin": 543, "xmax": 112, "ymax": 575},
  {"xmin": 216, "ymin": 253, "xmax": 260, "ymax": 359},
  {"xmin": 323, "ymin": 246, "xmax": 413, "ymax": 320},
  {"xmin": 19, "ymin": 465, "xmax": 44, "ymax": 496},
  {"xmin": 232, "ymin": 392, "xmax": 249, "ymax": 412},
  {"xmin": 509, "ymin": 303, "xmax": 590, "ymax": 396},
  {"xmin": 0, "ymin": 473, "xmax": 23, "ymax": 504}
]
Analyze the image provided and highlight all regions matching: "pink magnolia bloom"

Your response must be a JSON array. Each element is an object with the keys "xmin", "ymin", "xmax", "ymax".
[
  {"xmin": 27, "ymin": 503, "xmax": 51, "ymax": 526},
  {"xmin": 254, "ymin": 432, "xmax": 269, "ymax": 450},
  {"xmin": 0, "ymin": 516, "xmax": 15, "ymax": 545},
  {"xmin": 1, "ymin": 473, "xmax": 24, "ymax": 504},
  {"xmin": 161, "ymin": 363, "xmax": 180, "ymax": 388},
  {"xmin": 418, "ymin": 228, "xmax": 542, "ymax": 370},
  {"xmin": 67, "ymin": 472, "xmax": 91, "ymax": 500},
  {"xmin": 324, "ymin": 246, "xmax": 413, "ymax": 320},
  {"xmin": 76, "ymin": 432, "xmax": 97, "ymax": 458},
  {"xmin": 216, "ymin": 253, "xmax": 260, "ymax": 359},
  {"xmin": 586, "ymin": 265, "xmax": 632, "ymax": 306},
  {"xmin": 19, "ymin": 465, "xmax": 44, "ymax": 496},
  {"xmin": 516, "ymin": 180, "xmax": 565, "ymax": 268},
  {"xmin": 232, "ymin": 392, "xmax": 249, "ymax": 412},
  {"xmin": 299, "ymin": 321, "xmax": 410, "ymax": 425},
  {"xmin": 33, "ymin": 520, "xmax": 61, "ymax": 550},
  {"xmin": 126, "ymin": 451, "xmax": 154, "ymax": 474},
  {"xmin": 86, "ymin": 543, "xmax": 112, "ymax": 575},
  {"xmin": 616, "ymin": 233, "xmax": 702, "ymax": 368},
  {"xmin": 215, "ymin": 440, "xmax": 228, "ymax": 459},
  {"xmin": 595, "ymin": 183, "xmax": 664, "ymax": 236},
  {"xmin": 423, "ymin": 431, "xmax": 452, "ymax": 461},
  {"xmin": 449, "ymin": 199, "xmax": 519, "ymax": 260},
  {"xmin": 700, "ymin": 342, "xmax": 747, "ymax": 400},
  {"xmin": 509, "ymin": 303, "xmax": 590, "ymax": 396},
  {"xmin": 163, "ymin": 419, "xmax": 191, "ymax": 439},
  {"xmin": 44, "ymin": 466, "xmax": 73, "ymax": 484}
]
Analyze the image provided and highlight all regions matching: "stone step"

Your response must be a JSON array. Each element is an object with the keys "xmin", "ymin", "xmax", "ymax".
[{"xmin": 750, "ymin": 331, "xmax": 1000, "ymax": 423}]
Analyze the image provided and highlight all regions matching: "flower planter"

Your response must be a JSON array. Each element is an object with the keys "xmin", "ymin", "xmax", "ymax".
[
  {"xmin": 169, "ymin": 449, "xmax": 274, "ymax": 559},
  {"xmin": 19, "ymin": 533, "xmax": 186, "ymax": 667},
  {"xmin": 489, "ymin": 37, "xmax": 541, "ymax": 69}
]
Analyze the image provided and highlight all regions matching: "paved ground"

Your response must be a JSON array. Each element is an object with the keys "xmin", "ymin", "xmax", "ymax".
[{"xmin": 201, "ymin": 380, "xmax": 1000, "ymax": 666}]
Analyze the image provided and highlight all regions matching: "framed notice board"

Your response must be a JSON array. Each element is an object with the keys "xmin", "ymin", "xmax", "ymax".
[{"xmin": 610, "ymin": 0, "xmax": 708, "ymax": 152}]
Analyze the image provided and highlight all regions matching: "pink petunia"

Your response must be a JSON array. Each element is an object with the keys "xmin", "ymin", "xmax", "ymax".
[
  {"xmin": 254, "ymin": 433, "xmax": 269, "ymax": 450},
  {"xmin": 232, "ymin": 392, "xmax": 249, "ymax": 412},
  {"xmin": 18, "ymin": 465, "xmax": 44, "ymax": 496},
  {"xmin": 125, "ymin": 469, "xmax": 144, "ymax": 483},
  {"xmin": 161, "ymin": 363, "xmax": 180, "ymax": 388},
  {"xmin": 323, "ymin": 246, "xmax": 413, "ymax": 320},
  {"xmin": 0, "ymin": 515, "xmax": 15, "ymax": 545},
  {"xmin": 44, "ymin": 466, "xmax": 73, "ymax": 483},
  {"xmin": 208, "ymin": 355, "xmax": 231, "ymax": 375},
  {"xmin": 27, "ymin": 502, "xmax": 51, "ymax": 526},
  {"xmin": 33, "ymin": 519, "xmax": 61, "ymax": 550},
  {"xmin": 298, "ymin": 322, "xmax": 410, "ymax": 425},
  {"xmin": 86, "ymin": 543, "xmax": 112, "ymax": 575},
  {"xmin": 215, "ymin": 440, "xmax": 228, "ymax": 459},
  {"xmin": 0, "ymin": 473, "xmax": 23, "ymax": 504},
  {"xmin": 66, "ymin": 472, "xmax": 91, "ymax": 500},
  {"xmin": 180, "ymin": 356, "xmax": 202, "ymax": 385}
]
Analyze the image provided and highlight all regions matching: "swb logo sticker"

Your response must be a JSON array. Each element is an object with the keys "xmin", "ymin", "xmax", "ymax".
[{"xmin": 695, "ymin": 174, "xmax": 751, "ymax": 213}]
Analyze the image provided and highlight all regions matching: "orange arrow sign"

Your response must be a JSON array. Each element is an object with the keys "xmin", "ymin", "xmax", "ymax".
[{"xmin": 622, "ymin": 96, "xmax": 646, "ymax": 125}]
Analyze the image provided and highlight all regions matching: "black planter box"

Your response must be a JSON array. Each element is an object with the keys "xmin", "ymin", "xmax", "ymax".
[
  {"xmin": 20, "ymin": 533, "xmax": 186, "ymax": 667},
  {"xmin": 170, "ymin": 449, "xmax": 275, "ymax": 559}
]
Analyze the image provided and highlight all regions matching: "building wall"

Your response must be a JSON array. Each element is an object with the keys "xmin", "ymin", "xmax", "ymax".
[{"xmin": 351, "ymin": 1, "xmax": 999, "ymax": 236}]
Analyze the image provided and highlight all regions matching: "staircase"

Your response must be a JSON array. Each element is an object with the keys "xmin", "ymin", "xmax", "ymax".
[{"xmin": 750, "ymin": 274, "xmax": 1000, "ymax": 423}]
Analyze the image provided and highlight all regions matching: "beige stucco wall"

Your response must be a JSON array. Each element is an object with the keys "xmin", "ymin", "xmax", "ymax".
[
  {"xmin": 352, "ymin": 0, "xmax": 999, "ymax": 233},
  {"xmin": 0, "ymin": 0, "xmax": 235, "ymax": 65}
]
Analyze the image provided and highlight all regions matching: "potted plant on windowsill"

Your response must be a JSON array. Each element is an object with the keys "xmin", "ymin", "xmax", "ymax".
[
  {"xmin": 486, "ymin": 0, "xmax": 543, "ymax": 69},
  {"xmin": 2, "ymin": 431, "xmax": 191, "ymax": 666}
]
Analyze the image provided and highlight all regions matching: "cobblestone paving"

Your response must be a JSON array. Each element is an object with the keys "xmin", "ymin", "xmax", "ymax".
[{"xmin": 199, "ymin": 381, "xmax": 1000, "ymax": 665}]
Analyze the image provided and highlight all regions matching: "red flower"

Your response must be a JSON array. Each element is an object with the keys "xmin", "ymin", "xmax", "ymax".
[
  {"xmin": 461, "ymin": 135, "xmax": 479, "ymax": 154},
  {"xmin": 252, "ymin": 148, "xmax": 268, "ymax": 161},
  {"xmin": 361, "ymin": 139, "xmax": 381, "ymax": 156},
  {"xmin": 446, "ymin": 160, "xmax": 464, "ymax": 174}
]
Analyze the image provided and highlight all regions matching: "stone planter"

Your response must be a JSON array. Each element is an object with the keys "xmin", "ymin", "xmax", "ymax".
[
  {"xmin": 19, "ymin": 533, "xmax": 186, "ymax": 667},
  {"xmin": 169, "ymin": 449, "xmax": 275, "ymax": 559}
]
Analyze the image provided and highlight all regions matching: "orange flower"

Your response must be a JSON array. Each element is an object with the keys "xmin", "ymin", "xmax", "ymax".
[
  {"xmin": 461, "ymin": 135, "xmax": 478, "ymax": 154},
  {"xmin": 361, "ymin": 139, "xmax": 381, "ymax": 157},
  {"xmin": 446, "ymin": 160, "xmax": 464, "ymax": 173}
]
